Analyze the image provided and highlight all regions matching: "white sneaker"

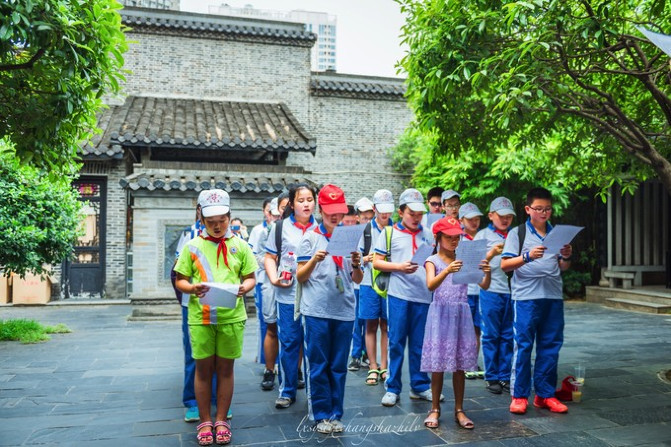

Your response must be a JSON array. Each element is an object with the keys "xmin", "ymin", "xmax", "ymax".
[
  {"xmin": 330, "ymin": 419, "xmax": 345, "ymax": 432},
  {"xmin": 381, "ymin": 391, "xmax": 399, "ymax": 407},
  {"xmin": 316, "ymin": 420, "xmax": 333, "ymax": 434},
  {"xmin": 409, "ymin": 389, "xmax": 445, "ymax": 402}
]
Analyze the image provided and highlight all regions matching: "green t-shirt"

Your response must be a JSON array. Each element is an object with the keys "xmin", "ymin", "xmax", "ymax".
[{"xmin": 174, "ymin": 235, "xmax": 258, "ymax": 325}]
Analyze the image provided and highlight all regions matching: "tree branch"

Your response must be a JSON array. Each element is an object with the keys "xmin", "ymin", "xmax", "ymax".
[{"xmin": 0, "ymin": 48, "xmax": 46, "ymax": 72}]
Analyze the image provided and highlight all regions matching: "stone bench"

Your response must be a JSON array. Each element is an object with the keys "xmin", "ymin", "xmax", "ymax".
[{"xmin": 604, "ymin": 271, "xmax": 635, "ymax": 289}]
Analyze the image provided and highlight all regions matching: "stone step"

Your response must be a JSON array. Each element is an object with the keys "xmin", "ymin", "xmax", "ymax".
[
  {"xmin": 604, "ymin": 297, "xmax": 671, "ymax": 314},
  {"xmin": 586, "ymin": 286, "xmax": 671, "ymax": 305}
]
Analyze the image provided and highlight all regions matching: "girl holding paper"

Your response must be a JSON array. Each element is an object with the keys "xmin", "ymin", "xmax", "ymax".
[
  {"xmin": 421, "ymin": 216, "xmax": 491, "ymax": 430},
  {"xmin": 174, "ymin": 189, "xmax": 257, "ymax": 446},
  {"xmin": 296, "ymin": 184, "xmax": 363, "ymax": 434}
]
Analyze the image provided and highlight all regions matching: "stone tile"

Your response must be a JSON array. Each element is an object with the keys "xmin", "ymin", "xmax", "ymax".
[
  {"xmin": 588, "ymin": 423, "xmax": 671, "ymax": 446},
  {"xmin": 519, "ymin": 412, "xmax": 619, "ymax": 435},
  {"xmin": 499, "ymin": 431, "xmax": 613, "ymax": 446}
]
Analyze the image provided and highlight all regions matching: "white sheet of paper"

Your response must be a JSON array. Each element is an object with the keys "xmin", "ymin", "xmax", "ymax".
[
  {"xmin": 411, "ymin": 243, "xmax": 434, "ymax": 265},
  {"xmin": 453, "ymin": 239, "xmax": 488, "ymax": 285},
  {"xmin": 200, "ymin": 282, "xmax": 239, "ymax": 308},
  {"xmin": 325, "ymin": 224, "xmax": 366, "ymax": 257},
  {"xmin": 542, "ymin": 225, "xmax": 584, "ymax": 256}
]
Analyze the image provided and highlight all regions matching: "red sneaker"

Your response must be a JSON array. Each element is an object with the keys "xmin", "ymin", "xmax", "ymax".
[
  {"xmin": 534, "ymin": 395, "xmax": 568, "ymax": 413},
  {"xmin": 509, "ymin": 397, "xmax": 528, "ymax": 414}
]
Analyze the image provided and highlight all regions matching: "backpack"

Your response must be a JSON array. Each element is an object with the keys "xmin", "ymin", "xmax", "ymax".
[{"xmin": 371, "ymin": 225, "xmax": 393, "ymax": 298}]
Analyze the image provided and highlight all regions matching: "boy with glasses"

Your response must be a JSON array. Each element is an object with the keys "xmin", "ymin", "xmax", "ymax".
[
  {"xmin": 441, "ymin": 190, "xmax": 461, "ymax": 218},
  {"xmin": 501, "ymin": 187, "xmax": 573, "ymax": 415}
]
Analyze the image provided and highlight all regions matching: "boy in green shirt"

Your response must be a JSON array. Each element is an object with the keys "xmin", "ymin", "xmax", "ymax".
[{"xmin": 175, "ymin": 189, "xmax": 257, "ymax": 446}]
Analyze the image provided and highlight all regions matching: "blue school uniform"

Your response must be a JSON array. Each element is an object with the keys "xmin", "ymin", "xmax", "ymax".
[
  {"xmin": 374, "ymin": 222, "xmax": 432, "ymax": 395},
  {"xmin": 475, "ymin": 224, "xmax": 514, "ymax": 382},
  {"xmin": 265, "ymin": 214, "xmax": 317, "ymax": 400},
  {"xmin": 248, "ymin": 220, "xmax": 270, "ymax": 364},
  {"xmin": 357, "ymin": 218, "xmax": 393, "ymax": 321},
  {"xmin": 503, "ymin": 219, "xmax": 564, "ymax": 399},
  {"xmin": 298, "ymin": 224, "xmax": 356, "ymax": 421}
]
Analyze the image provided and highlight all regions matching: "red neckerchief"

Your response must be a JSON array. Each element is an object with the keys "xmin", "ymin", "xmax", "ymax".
[
  {"xmin": 395, "ymin": 222, "xmax": 422, "ymax": 255},
  {"xmin": 463, "ymin": 233, "xmax": 474, "ymax": 241},
  {"xmin": 291, "ymin": 214, "xmax": 314, "ymax": 235},
  {"xmin": 489, "ymin": 224, "xmax": 508, "ymax": 239},
  {"xmin": 314, "ymin": 224, "xmax": 344, "ymax": 269},
  {"xmin": 200, "ymin": 233, "xmax": 232, "ymax": 269}
]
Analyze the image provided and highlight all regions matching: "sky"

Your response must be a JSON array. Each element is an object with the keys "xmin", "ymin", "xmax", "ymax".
[{"xmin": 180, "ymin": 0, "xmax": 408, "ymax": 78}]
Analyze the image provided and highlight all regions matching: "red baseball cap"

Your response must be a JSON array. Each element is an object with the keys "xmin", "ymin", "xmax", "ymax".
[
  {"xmin": 318, "ymin": 184, "xmax": 348, "ymax": 214},
  {"xmin": 432, "ymin": 216, "xmax": 464, "ymax": 236}
]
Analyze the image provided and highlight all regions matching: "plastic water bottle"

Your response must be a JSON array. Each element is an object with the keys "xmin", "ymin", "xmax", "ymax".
[{"xmin": 278, "ymin": 252, "xmax": 296, "ymax": 285}]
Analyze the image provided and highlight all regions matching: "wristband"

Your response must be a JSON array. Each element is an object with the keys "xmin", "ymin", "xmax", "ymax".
[
  {"xmin": 522, "ymin": 252, "xmax": 531, "ymax": 263},
  {"xmin": 352, "ymin": 264, "xmax": 361, "ymax": 269},
  {"xmin": 559, "ymin": 256, "xmax": 571, "ymax": 262}
]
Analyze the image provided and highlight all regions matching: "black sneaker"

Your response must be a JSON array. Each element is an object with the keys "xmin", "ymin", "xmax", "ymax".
[
  {"xmin": 486, "ymin": 380, "xmax": 502, "ymax": 394},
  {"xmin": 297, "ymin": 370, "xmax": 306, "ymax": 389},
  {"xmin": 500, "ymin": 381, "xmax": 510, "ymax": 393},
  {"xmin": 348, "ymin": 357, "xmax": 361, "ymax": 371},
  {"xmin": 261, "ymin": 369, "xmax": 275, "ymax": 391}
]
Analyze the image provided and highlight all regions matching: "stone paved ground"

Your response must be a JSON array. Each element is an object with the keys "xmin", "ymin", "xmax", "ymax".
[{"xmin": 1, "ymin": 301, "xmax": 670, "ymax": 446}]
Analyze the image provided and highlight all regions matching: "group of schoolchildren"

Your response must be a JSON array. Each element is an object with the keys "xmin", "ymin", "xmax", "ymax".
[{"xmin": 172, "ymin": 183, "xmax": 574, "ymax": 445}]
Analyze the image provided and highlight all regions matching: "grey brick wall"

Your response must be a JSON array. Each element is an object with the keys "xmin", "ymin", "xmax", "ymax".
[
  {"xmin": 289, "ymin": 95, "xmax": 413, "ymax": 202},
  {"xmin": 122, "ymin": 32, "xmax": 312, "ymax": 125}
]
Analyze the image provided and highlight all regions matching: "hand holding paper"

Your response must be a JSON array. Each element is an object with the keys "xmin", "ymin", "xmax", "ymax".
[
  {"xmin": 200, "ymin": 282, "xmax": 240, "ymax": 308},
  {"xmin": 453, "ymin": 239, "xmax": 488, "ymax": 284},
  {"xmin": 325, "ymin": 224, "xmax": 365, "ymax": 257},
  {"xmin": 542, "ymin": 225, "xmax": 583, "ymax": 256}
]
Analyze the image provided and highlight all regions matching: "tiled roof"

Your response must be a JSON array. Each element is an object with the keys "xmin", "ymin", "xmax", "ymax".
[
  {"xmin": 81, "ymin": 104, "xmax": 125, "ymax": 160},
  {"xmin": 121, "ymin": 8, "xmax": 316, "ymax": 47},
  {"xmin": 81, "ymin": 96, "xmax": 316, "ymax": 159},
  {"xmin": 120, "ymin": 171, "xmax": 315, "ymax": 194},
  {"xmin": 310, "ymin": 72, "xmax": 407, "ymax": 101}
]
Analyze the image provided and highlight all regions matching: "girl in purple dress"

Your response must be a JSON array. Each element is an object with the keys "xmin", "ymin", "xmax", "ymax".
[{"xmin": 421, "ymin": 217, "xmax": 491, "ymax": 430}]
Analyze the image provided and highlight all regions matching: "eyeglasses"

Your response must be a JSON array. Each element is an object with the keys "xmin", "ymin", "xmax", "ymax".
[
  {"xmin": 529, "ymin": 206, "xmax": 553, "ymax": 214},
  {"xmin": 429, "ymin": 201, "xmax": 442, "ymax": 207},
  {"xmin": 444, "ymin": 204, "xmax": 460, "ymax": 210}
]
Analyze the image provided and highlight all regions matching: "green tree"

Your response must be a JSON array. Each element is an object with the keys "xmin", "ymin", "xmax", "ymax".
[
  {"xmin": 0, "ymin": 0, "xmax": 128, "ymax": 173},
  {"xmin": 397, "ymin": 0, "xmax": 671, "ymax": 198},
  {"xmin": 0, "ymin": 152, "xmax": 82, "ymax": 277}
]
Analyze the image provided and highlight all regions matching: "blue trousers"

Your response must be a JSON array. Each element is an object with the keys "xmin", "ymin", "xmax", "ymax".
[
  {"xmin": 303, "ymin": 315, "xmax": 353, "ymax": 421},
  {"xmin": 181, "ymin": 306, "xmax": 217, "ymax": 407},
  {"xmin": 386, "ymin": 295, "xmax": 431, "ymax": 395},
  {"xmin": 350, "ymin": 289, "xmax": 367, "ymax": 358},
  {"xmin": 511, "ymin": 299, "xmax": 564, "ymax": 398},
  {"xmin": 254, "ymin": 283, "xmax": 267, "ymax": 365},
  {"xmin": 479, "ymin": 289, "xmax": 514, "ymax": 382},
  {"xmin": 277, "ymin": 301, "xmax": 303, "ymax": 400}
]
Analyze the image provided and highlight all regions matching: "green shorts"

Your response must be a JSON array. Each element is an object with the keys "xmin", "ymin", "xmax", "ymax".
[{"xmin": 189, "ymin": 321, "xmax": 245, "ymax": 359}]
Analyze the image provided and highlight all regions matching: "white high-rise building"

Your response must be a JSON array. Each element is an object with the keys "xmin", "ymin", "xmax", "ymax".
[
  {"xmin": 208, "ymin": 4, "xmax": 337, "ymax": 71},
  {"xmin": 120, "ymin": 0, "xmax": 180, "ymax": 10}
]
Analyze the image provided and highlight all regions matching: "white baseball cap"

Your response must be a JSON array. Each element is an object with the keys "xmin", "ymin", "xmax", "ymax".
[
  {"xmin": 459, "ymin": 202, "xmax": 483, "ymax": 219},
  {"xmin": 355, "ymin": 197, "xmax": 374, "ymax": 213},
  {"xmin": 200, "ymin": 189, "xmax": 231, "ymax": 217},
  {"xmin": 399, "ymin": 188, "xmax": 427, "ymax": 213},
  {"xmin": 441, "ymin": 189, "xmax": 461, "ymax": 202},
  {"xmin": 269, "ymin": 197, "xmax": 281, "ymax": 216},
  {"xmin": 489, "ymin": 196, "xmax": 516, "ymax": 216},
  {"xmin": 373, "ymin": 189, "xmax": 395, "ymax": 214}
]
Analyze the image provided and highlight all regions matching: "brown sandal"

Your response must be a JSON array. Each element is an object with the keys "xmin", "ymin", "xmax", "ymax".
[
  {"xmin": 424, "ymin": 409, "xmax": 440, "ymax": 429},
  {"xmin": 454, "ymin": 409, "xmax": 474, "ymax": 429}
]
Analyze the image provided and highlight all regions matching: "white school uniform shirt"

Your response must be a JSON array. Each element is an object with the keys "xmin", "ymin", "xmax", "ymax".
[
  {"xmin": 248, "ymin": 221, "xmax": 270, "ymax": 284},
  {"xmin": 265, "ymin": 214, "xmax": 317, "ymax": 305},
  {"xmin": 502, "ymin": 219, "xmax": 563, "ymax": 300},
  {"xmin": 474, "ymin": 224, "xmax": 511, "ymax": 294},
  {"xmin": 297, "ymin": 224, "xmax": 356, "ymax": 321},
  {"xmin": 461, "ymin": 233, "xmax": 482, "ymax": 296},
  {"xmin": 373, "ymin": 222, "xmax": 432, "ymax": 304},
  {"xmin": 357, "ymin": 218, "xmax": 393, "ymax": 287}
]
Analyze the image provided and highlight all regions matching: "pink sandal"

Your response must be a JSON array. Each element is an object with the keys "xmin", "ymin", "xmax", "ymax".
[
  {"xmin": 214, "ymin": 420, "xmax": 232, "ymax": 445},
  {"xmin": 196, "ymin": 421, "xmax": 214, "ymax": 446}
]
